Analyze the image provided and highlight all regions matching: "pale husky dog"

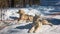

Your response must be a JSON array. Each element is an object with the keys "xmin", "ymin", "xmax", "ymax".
[{"xmin": 17, "ymin": 9, "xmax": 34, "ymax": 23}]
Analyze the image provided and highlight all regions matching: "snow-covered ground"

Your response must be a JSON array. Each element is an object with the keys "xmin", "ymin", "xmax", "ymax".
[
  {"xmin": 0, "ymin": 6, "xmax": 60, "ymax": 34},
  {"xmin": 0, "ymin": 23, "xmax": 60, "ymax": 34}
]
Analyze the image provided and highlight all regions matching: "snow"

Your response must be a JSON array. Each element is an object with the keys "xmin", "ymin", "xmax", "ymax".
[
  {"xmin": 27, "ymin": 9, "xmax": 40, "ymax": 16},
  {"xmin": 0, "ymin": 23, "xmax": 60, "ymax": 34},
  {"xmin": 0, "ymin": 6, "xmax": 60, "ymax": 34},
  {"xmin": 1, "ymin": 6, "xmax": 60, "ymax": 20},
  {"xmin": 51, "ymin": 15, "xmax": 60, "ymax": 19}
]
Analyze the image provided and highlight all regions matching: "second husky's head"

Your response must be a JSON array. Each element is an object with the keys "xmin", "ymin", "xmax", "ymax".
[{"xmin": 17, "ymin": 9, "xmax": 25, "ymax": 15}]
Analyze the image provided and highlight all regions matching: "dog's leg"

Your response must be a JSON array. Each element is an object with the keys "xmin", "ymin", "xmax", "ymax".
[
  {"xmin": 33, "ymin": 22, "xmax": 42, "ymax": 33},
  {"xmin": 42, "ymin": 20, "xmax": 53, "ymax": 26},
  {"xmin": 28, "ymin": 26, "xmax": 35, "ymax": 33},
  {"xmin": 18, "ymin": 18, "xmax": 21, "ymax": 21},
  {"xmin": 47, "ymin": 23, "xmax": 53, "ymax": 26}
]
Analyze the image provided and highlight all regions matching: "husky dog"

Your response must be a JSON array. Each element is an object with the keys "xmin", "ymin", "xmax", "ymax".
[
  {"xmin": 28, "ymin": 15, "xmax": 53, "ymax": 33},
  {"xmin": 17, "ymin": 10, "xmax": 34, "ymax": 23},
  {"xmin": 28, "ymin": 15, "xmax": 42, "ymax": 33},
  {"xmin": 17, "ymin": 10, "xmax": 28, "ymax": 22}
]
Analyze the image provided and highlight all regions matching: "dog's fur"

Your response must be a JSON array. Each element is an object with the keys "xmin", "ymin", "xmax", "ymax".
[
  {"xmin": 28, "ymin": 15, "xmax": 42, "ymax": 33},
  {"xmin": 28, "ymin": 15, "xmax": 34, "ymax": 22},
  {"xmin": 28, "ymin": 15, "xmax": 53, "ymax": 33},
  {"xmin": 41, "ymin": 19, "xmax": 53, "ymax": 26},
  {"xmin": 17, "ymin": 10, "xmax": 34, "ymax": 23},
  {"xmin": 17, "ymin": 10, "xmax": 28, "ymax": 22},
  {"xmin": 17, "ymin": 10, "xmax": 53, "ymax": 33}
]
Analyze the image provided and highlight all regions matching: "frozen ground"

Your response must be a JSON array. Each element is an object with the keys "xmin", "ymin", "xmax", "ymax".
[
  {"xmin": 0, "ymin": 6, "xmax": 60, "ymax": 34},
  {"xmin": 0, "ymin": 23, "xmax": 60, "ymax": 34}
]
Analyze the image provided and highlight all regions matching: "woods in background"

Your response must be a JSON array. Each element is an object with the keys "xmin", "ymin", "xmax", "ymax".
[
  {"xmin": 0, "ymin": 0, "xmax": 40, "ymax": 8},
  {"xmin": 0, "ymin": 0, "xmax": 9, "ymax": 8}
]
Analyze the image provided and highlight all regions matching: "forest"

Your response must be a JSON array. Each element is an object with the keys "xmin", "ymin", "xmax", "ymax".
[{"xmin": 0, "ymin": 0, "xmax": 40, "ymax": 8}]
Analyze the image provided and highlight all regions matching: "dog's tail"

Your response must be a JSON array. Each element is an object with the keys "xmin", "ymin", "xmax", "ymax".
[{"xmin": 48, "ymin": 23, "xmax": 53, "ymax": 27}]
